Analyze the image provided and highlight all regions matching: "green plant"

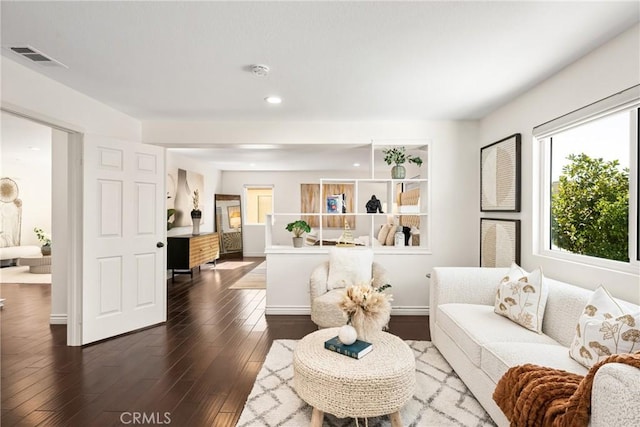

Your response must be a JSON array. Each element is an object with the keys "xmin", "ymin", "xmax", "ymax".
[
  {"xmin": 167, "ymin": 208, "xmax": 176, "ymax": 230},
  {"xmin": 33, "ymin": 227, "xmax": 51, "ymax": 246},
  {"xmin": 551, "ymin": 153, "xmax": 628, "ymax": 261},
  {"xmin": 382, "ymin": 146, "xmax": 423, "ymax": 167},
  {"xmin": 285, "ymin": 220, "xmax": 311, "ymax": 238}
]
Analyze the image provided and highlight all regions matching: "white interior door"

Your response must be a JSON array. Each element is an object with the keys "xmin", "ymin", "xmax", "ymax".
[{"xmin": 82, "ymin": 135, "xmax": 166, "ymax": 345}]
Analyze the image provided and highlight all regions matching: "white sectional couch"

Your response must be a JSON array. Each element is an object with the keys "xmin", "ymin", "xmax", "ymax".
[{"xmin": 430, "ymin": 267, "xmax": 640, "ymax": 427}]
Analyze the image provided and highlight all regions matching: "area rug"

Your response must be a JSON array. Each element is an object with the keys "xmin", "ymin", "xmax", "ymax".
[
  {"xmin": 228, "ymin": 262, "xmax": 266, "ymax": 289},
  {"xmin": 237, "ymin": 340, "xmax": 496, "ymax": 427},
  {"xmin": 0, "ymin": 266, "xmax": 51, "ymax": 284}
]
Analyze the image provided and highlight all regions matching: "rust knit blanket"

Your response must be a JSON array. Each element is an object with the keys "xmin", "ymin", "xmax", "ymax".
[{"xmin": 493, "ymin": 352, "xmax": 640, "ymax": 427}]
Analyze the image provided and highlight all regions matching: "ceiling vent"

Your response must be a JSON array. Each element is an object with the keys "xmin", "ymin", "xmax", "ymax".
[{"xmin": 8, "ymin": 45, "xmax": 68, "ymax": 68}]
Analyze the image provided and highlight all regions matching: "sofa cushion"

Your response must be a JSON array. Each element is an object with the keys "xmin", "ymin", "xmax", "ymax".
[
  {"xmin": 494, "ymin": 265, "xmax": 548, "ymax": 333},
  {"xmin": 481, "ymin": 342, "xmax": 588, "ymax": 384},
  {"xmin": 569, "ymin": 286, "xmax": 640, "ymax": 368},
  {"xmin": 437, "ymin": 303, "xmax": 560, "ymax": 367}
]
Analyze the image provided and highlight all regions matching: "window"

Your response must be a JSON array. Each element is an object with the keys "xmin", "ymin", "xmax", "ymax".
[
  {"xmin": 535, "ymin": 86, "xmax": 639, "ymax": 270},
  {"xmin": 244, "ymin": 186, "xmax": 273, "ymax": 225}
]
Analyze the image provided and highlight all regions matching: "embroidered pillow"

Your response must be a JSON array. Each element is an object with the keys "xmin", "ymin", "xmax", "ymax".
[
  {"xmin": 569, "ymin": 286, "xmax": 640, "ymax": 368},
  {"xmin": 385, "ymin": 225, "xmax": 397, "ymax": 246},
  {"xmin": 326, "ymin": 247, "xmax": 373, "ymax": 290},
  {"xmin": 494, "ymin": 264, "xmax": 548, "ymax": 333}
]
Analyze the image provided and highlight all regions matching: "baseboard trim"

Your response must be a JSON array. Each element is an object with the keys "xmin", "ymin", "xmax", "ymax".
[
  {"xmin": 265, "ymin": 306, "xmax": 310, "ymax": 315},
  {"xmin": 391, "ymin": 307, "xmax": 430, "ymax": 316},
  {"xmin": 265, "ymin": 306, "xmax": 429, "ymax": 316},
  {"xmin": 50, "ymin": 314, "xmax": 68, "ymax": 325}
]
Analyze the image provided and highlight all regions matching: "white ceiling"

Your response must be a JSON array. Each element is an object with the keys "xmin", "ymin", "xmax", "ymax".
[{"xmin": 1, "ymin": 1, "xmax": 638, "ymax": 170}]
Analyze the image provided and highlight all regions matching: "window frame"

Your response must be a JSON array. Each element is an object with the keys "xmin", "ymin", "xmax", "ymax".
[
  {"xmin": 243, "ymin": 184, "xmax": 274, "ymax": 225},
  {"xmin": 534, "ymin": 87, "xmax": 639, "ymax": 273}
]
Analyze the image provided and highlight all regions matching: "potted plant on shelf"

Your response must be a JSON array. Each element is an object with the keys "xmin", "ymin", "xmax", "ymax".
[
  {"xmin": 382, "ymin": 146, "xmax": 423, "ymax": 179},
  {"xmin": 285, "ymin": 220, "xmax": 311, "ymax": 248},
  {"xmin": 33, "ymin": 227, "xmax": 51, "ymax": 256},
  {"xmin": 190, "ymin": 189, "xmax": 202, "ymax": 235}
]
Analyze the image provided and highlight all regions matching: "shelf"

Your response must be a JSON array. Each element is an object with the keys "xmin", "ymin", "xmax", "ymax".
[{"xmin": 266, "ymin": 141, "xmax": 431, "ymax": 252}]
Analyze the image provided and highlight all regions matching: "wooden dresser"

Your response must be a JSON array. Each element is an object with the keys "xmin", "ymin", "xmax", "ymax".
[{"xmin": 167, "ymin": 232, "xmax": 219, "ymax": 279}]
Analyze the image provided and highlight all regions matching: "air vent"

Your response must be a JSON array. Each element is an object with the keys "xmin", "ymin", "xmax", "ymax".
[{"xmin": 8, "ymin": 45, "xmax": 68, "ymax": 68}]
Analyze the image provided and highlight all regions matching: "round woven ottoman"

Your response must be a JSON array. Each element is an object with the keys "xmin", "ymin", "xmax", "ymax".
[{"xmin": 293, "ymin": 327, "xmax": 416, "ymax": 427}]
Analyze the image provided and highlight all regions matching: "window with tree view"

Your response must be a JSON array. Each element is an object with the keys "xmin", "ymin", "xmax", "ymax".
[{"xmin": 541, "ymin": 103, "xmax": 638, "ymax": 267}]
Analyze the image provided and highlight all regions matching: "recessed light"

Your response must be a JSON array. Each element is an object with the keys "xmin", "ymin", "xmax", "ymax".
[
  {"xmin": 250, "ymin": 163, "xmax": 256, "ymax": 167},
  {"xmin": 264, "ymin": 96, "xmax": 282, "ymax": 104},
  {"xmin": 29, "ymin": 146, "xmax": 40, "ymax": 151},
  {"xmin": 353, "ymin": 163, "xmax": 360, "ymax": 167}
]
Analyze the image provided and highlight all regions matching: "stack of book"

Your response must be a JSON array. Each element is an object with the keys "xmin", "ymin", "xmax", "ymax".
[{"xmin": 324, "ymin": 336, "xmax": 373, "ymax": 359}]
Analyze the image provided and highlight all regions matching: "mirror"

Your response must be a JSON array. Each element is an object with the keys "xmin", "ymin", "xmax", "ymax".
[{"xmin": 215, "ymin": 194, "xmax": 243, "ymax": 258}]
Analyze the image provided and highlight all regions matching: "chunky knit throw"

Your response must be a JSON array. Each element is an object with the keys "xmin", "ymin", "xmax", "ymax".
[{"xmin": 493, "ymin": 352, "xmax": 640, "ymax": 427}]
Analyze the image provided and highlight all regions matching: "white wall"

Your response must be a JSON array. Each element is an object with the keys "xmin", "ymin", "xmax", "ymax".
[
  {"xmin": 166, "ymin": 151, "xmax": 221, "ymax": 237},
  {"xmin": 479, "ymin": 24, "xmax": 640, "ymax": 304}
]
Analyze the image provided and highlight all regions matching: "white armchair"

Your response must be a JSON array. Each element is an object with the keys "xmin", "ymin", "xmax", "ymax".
[{"xmin": 309, "ymin": 260, "xmax": 390, "ymax": 328}]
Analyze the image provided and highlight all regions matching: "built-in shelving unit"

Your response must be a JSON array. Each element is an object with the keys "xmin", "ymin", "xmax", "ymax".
[{"xmin": 265, "ymin": 141, "xmax": 431, "ymax": 253}]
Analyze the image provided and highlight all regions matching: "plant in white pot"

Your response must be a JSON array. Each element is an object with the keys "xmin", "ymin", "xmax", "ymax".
[
  {"xmin": 285, "ymin": 220, "xmax": 311, "ymax": 248},
  {"xmin": 382, "ymin": 146, "xmax": 423, "ymax": 179},
  {"xmin": 190, "ymin": 189, "xmax": 202, "ymax": 235}
]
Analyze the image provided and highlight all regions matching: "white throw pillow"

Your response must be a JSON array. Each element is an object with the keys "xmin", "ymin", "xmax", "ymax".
[
  {"xmin": 326, "ymin": 247, "xmax": 373, "ymax": 290},
  {"xmin": 569, "ymin": 286, "xmax": 640, "ymax": 368},
  {"xmin": 494, "ymin": 264, "xmax": 548, "ymax": 334},
  {"xmin": 377, "ymin": 224, "xmax": 391, "ymax": 245}
]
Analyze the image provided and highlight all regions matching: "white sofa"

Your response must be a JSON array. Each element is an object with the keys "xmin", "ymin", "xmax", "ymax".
[
  {"xmin": 0, "ymin": 245, "xmax": 41, "ymax": 266},
  {"xmin": 430, "ymin": 267, "xmax": 640, "ymax": 427}
]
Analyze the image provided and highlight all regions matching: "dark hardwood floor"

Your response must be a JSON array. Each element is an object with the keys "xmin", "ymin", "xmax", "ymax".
[{"xmin": 1, "ymin": 257, "xmax": 430, "ymax": 426}]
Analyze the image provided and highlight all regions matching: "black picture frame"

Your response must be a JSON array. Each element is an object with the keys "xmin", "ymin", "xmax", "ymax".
[
  {"xmin": 481, "ymin": 134, "xmax": 521, "ymax": 212},
  {"xmin": 480, "ymin": 218, "xmax": 521, "ymax": 267}
]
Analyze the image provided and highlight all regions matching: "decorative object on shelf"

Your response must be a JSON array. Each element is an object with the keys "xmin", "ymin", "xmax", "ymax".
[
  {"xmin": 337, "ymin": 324, "xmax": 357, "ymax": 345},
  {"xmin": 170, "ymin": 168, "xmax": 204, "ymax": 227},
  {"xmin": 382, "ymin": 146, "xmax": 423, "ymax": 179},
  {"xmin": 285, "ymin": 219, "xmax": 311, "ymax": 248},
  {"xmin": 365, "ymin": 195, "xmax": 384, "ymax": 213},
  {"xmin": 337, "ymin": 219, "xmax": 355, "ymax": 247},
  {"xmin": 33, "ymin": 227, "xmax": 51, "ymax": 256},
  {"xmin": 480, "ymin": 218, "xmax": 521, "ymax": 267},
  {"xmin": 339, "ymin": 282, "xmax": 393, "ymax": 341},
  {"xmin": 394, "ymin": 226, "xmax": 405, "ymax": 247},
  {"xmin": 326, "ymin": 194, "xmax": 345, "ymax": 214},
  {"xmin": 191, "ymin": 189, "xmax": 202, "ymax": 235},
  {"xmin": 481, "ymin": 133, "xmax": 521, "ymax": 212}
]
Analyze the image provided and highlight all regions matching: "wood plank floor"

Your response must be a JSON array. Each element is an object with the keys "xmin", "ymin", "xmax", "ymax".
[{"xmin": 1, "ymin": 257, "xmax": 430, "ymax": 426}]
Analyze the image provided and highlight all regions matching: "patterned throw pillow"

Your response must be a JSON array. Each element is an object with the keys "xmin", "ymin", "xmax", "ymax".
[
  {"xmin": 494, "ymin": 264, "xmax": 548, "ymax": 334},
  {"xmin": 569, "ymin": 286, "xmax": 640, "ymax": 368}
]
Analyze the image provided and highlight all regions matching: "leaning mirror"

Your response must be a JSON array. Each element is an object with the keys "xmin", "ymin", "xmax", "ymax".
[{"xmin": 214, "ymin": 194, "xmax": 243, "ymax": 258}]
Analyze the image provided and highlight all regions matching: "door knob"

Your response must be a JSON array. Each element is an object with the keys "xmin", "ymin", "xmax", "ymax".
[{"xmin": 156, "ymin": 242, "xmax": 165, "ymax": 248}]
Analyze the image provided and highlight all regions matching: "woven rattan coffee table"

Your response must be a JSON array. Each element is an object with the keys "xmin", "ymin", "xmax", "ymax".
[{"xmin": 293, "ymin": 327, "xmax": 416, "ymax": 427}]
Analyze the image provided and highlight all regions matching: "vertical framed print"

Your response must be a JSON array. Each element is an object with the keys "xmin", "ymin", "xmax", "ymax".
[
  {"xmin": 480, "ymin": 218, "xmax": 521, "ymax": 267},
  {"xmin": 481, "ymin": 134, "xmax": 521, "ymax": 212}
]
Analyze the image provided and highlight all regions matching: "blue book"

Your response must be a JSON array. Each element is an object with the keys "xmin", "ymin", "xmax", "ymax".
[{"xmin": 324, "ymin": 336, "xmax": 373, "ymax": 359}]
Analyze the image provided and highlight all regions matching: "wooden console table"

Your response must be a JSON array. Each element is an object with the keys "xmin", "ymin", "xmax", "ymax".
[{"xmin": 167, "ymin": 232, "xmax": 219, "ymax": 280}]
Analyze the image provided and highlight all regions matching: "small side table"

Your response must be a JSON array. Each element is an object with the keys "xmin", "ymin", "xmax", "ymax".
[
  {"xmin": 293, "ymin": 327, "xmax": 416, "ymax": 426},
  {"xmin": 18, "ymin": 255, "xmax": 52, "ymax": 274}
]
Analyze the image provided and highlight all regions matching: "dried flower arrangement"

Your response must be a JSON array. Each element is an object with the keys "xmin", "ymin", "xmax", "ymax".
[{"xmin": 339, "ymin": 282, "xmax": 393, "ymax": 341}]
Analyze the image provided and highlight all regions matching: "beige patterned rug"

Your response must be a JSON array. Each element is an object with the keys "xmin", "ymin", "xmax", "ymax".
[
  {"xmin": 238, "ymin": 340, "xmax": 496, "ymax": 426},
  {"xmin": 228, "ymin": 262, "xmax": 266, "ymax": 289}
]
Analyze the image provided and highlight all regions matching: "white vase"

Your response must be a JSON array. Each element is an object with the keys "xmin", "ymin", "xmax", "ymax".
[{"xmin": 192, "ymin": 220, "xmax": 200, "ymax": 236}]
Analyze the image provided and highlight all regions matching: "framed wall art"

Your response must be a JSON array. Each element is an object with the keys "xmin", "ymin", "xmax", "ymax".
[
  {"xmin": 480, "ymin": 218, "xmax": 521, "ymax": 267},
  {"xmin": 481, "ymin": 134, "xmax": 521, "ymax": 212}
]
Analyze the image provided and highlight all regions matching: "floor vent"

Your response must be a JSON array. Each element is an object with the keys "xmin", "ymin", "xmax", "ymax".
[{"xmin": 8, "ymin": 45, "xmax": 68, "ymax": 68}]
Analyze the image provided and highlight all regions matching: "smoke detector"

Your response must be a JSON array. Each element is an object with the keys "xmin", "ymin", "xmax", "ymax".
[{"xmin": 251, "ymin": 64, "xmax": 270, "ymax": 77}]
